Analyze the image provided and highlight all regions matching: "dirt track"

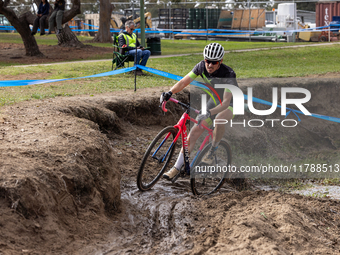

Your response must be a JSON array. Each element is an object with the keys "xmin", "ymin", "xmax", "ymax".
[
  {"xmin": 0, "ymin": 43, "xmax": 113, "ymax": 65},
  {"xmin": 1, "ymin": 77, "xmax": 340, "ymax": 254}
]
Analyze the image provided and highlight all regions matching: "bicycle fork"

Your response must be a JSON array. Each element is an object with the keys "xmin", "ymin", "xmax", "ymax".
[{"xmin": 151, "ymin": 132, "xmax": 175, "ymax": 163}]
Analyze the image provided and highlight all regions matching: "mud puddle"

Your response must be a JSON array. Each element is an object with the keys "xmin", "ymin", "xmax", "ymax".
[
  {"xmin": 290, "ymin": 183, "xmax": 340, "ymax": 200},
  {"xmin": 99, "ymin": 178, "xmax": 340, "ymax": 255},
  {"xmin": 100, "ymin": 177, "xmax": 237, "ymax": 255},
  {"xmin": 98, "ymin": 121, "xmax": 238, "ymax": 254},
  {"xmin": 257, "ymin": 181, "xmax": 340, "ymax": 201},
  {"xmin": 1, "ymin": 80, "xmax": 340, "ymax": 254},
  {"xmin": 100, "ymin": 180, "xmax": 195, "ymax": 255}
]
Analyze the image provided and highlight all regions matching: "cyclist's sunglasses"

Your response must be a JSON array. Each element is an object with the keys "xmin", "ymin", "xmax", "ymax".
[{"xmin": 204, "ymin": 59, "xmax": 220, "ymax": 65}]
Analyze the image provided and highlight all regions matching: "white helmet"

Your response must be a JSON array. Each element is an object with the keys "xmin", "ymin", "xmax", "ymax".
[{"xmin": 203, "ymin": 43, "xmax": 225, "ymax": 61}]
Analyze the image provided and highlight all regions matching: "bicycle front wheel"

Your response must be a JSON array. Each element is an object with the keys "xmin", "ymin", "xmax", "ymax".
[
  {"xmin": 190, "ymin": 140, "xmax": 232, "ymax": 195},
  {"xmin": 137, "ymin": 126, "xmax": 178, "ymax": 191}
]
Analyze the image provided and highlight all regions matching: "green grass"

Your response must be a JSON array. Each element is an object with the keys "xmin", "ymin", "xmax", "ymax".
[
  {"xmin": 0, "ymin": 36, "xmax": 340, "ymax": 106},
  {"xmin": 0, "ymin": 63, "xmax": 175, "ymax": 106},
  {"xmin": 2, "ymin": 44, "xmax": 340, "ymax": 78},
  {"xmin": 160, "ymin": 39, "xmax": 304, "ymax": 55},
  {"xmin": 0, "ymin": 32, "xmax": 310, "ymax": 56},
  {"xmin": 150, "ymin": 45, "xmax": 340, "ymax": 78},
  {"xmin": 0, "ymin": 33, "xmax": 328, "ymax": 68},
  {"xmin": 0, "ymin": 33, "xmax": 61, "ymax": 45}
]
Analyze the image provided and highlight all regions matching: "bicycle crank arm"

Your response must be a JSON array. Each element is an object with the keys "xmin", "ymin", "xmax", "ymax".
[
  {"xmin": 152, "ymin": 154, "xmax": 166, "ymax": 163},
  {"xmin": 171, "ymin": 171, "xmax": 181, "ymax": 183}
]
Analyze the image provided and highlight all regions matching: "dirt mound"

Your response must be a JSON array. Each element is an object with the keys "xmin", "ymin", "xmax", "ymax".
[
  {"xmin": 0, "ymin": 98, "xmax": 121, "ymax": 253},
  {"xmin": 86, "ymin": 184, "xmax": 340, "ymax": 254},
  {"xmin": 208, "ymin": 78, "xmax": 339, "ymax": 166},
  {"xmin": 185, "ymin": 191, "xmax": 340, "ymax": 255},
  {"xmin": 0, "ymin": 78, "xmax": 340, "ymax": 254},
  {"xmin": 0, "ymin": 87, "xmax": 188, "ymax": 254}
]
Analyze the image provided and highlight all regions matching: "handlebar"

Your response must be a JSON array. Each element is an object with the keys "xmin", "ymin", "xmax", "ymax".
[
  {"xmin": 161, "ymin": 98, "xmax": 176, "ymax": 112},
  {"xmin": 162, "ymin": 97, "xmax": 200, "ymax": 114}
]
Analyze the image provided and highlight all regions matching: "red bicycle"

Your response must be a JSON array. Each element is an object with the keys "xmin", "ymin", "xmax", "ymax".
[{"xmin": 137, "ymin": 97, "xmax": 232, "ymax": 195}]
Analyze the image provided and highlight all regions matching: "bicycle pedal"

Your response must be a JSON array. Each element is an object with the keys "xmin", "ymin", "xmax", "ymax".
[
  {"xmin": 152, "ymin": 154, "xmax": 166, "ymax": 163},
  {"xmin": 171, "ymin": 172, "xmax": 181, "ymax": 183}
]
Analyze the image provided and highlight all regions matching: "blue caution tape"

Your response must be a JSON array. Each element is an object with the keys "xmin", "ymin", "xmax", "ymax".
[
  {"xmin": 177, "ymin": 32, "xmax": 246, "ymax": 35},
  {"xmin": 72, "ymin": 29, "xmax": 100, "ymax": 32},
  {"xmin": 1, "ymin": 24, "xmax": 337, "ymax": 35},
  {"xmin": 0, "ymin": 26, "xmax": 15, "ymax": 31},
  {"xmin": 81, "ymin": 23, "xmax": 99, "ymax": 28},
  {"xmin": 1, "ymin": 63, "xmax": 339, "ymax": 124},
  {"xmin": 137, "ymin": 65, "xmax": 340, "ymax": 124},
  {"xmin": 0, "ymin": 79, "xmax": 67, "ymax": 87},
  {"xmin": 0, "ymin": 66, "xmax": 136, "ymax": 87},
  {"xmin": 136, "ymin": 65, "xmax": 209, "ymax": 90},
  {"xmin": 244, "ymin": 94, "xmax": 340, "ymax": 124},
  {"xmin": 286, "ymin": 110, "xmax": 301, "ymax": 122}
]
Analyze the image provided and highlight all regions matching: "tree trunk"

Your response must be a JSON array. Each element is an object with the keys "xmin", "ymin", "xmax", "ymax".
[
  {"xmin": 0, "ymin": 8, "xmax": 43, "ymax": 56},
  {"xmin": 0, "ymin": 0, "xmax": 82, "ymax": 56},
  {"xmin": 56, "ymin": 24, "xmax": 85, "ymax": 48},
  {"xmin": 20, "ymin": 29, "xmax": 44, "ymax": 56},
  {"xmin": 19, "ymin": 13, "xmax": 43, "ymax": 56},
  {"xmin": 92, "ymin": 0, "xmax": 113, "ymax": 43}
]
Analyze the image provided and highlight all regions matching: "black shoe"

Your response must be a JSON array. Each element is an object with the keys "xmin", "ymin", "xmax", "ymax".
[
  {"xmin": 40, "ymin": 33, "xmax": 45, "ymax": 36},
  {"xmin": 136, "ymin": 70, "xmax": 144, "ymax": 76},
  {"xmin": 31, "ymin": 32, "xmax": 36, "ymax": 36},
  {"xmin": 56, "ymin": 29, "xmax": 62, "ymax": 35},
  {"xmin": 46, "ymin": 32, "xmax": 52, "ymax": 35}
]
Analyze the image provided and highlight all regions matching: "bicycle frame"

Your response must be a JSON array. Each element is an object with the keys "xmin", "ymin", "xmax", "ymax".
[{"xmin": 161, "ymin": 98, "xmax": 214, "ymax": 175}]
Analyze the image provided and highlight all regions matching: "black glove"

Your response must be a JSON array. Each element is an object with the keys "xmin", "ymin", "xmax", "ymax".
[
  {"xmin": 160, "ymin": 91, "xmax": 173, "ymax": 104},
  {"xmin": 197, "ymin": 109, "xmax": 211, "ymax": 126}
]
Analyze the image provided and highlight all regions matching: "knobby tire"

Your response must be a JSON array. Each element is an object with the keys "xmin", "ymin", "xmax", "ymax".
[
  {"xmin": 137, "ymin": 126, "xmax": 178, "ymax": 191},
  {"xmin": 190, "ymin": 140, "xmax": 232, "ymax": 195}
]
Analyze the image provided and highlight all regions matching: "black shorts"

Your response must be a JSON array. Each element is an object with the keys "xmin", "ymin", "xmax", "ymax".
[{"xmin": 203, "ymin": 98, "xmax": 234, "ymax": 126}]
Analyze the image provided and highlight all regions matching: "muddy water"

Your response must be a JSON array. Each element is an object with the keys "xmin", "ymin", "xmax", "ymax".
[
  {"xmin": 92, "ymin": 124, "xmax": 239, "ymax": 254},
  {"xmin": 86, "ymin": 78, "xmax": 340, "ymax": 254},
  {"xmin": 100, "ymin": 180, "xmax": 340, "ymax": 255},
  {"xmin": 291, "ymin": 183, "xmax": 340, "ymax": 200},
  {"xmin": 100, "ymin": 179, "xmax": 194, "ymax": 255},
  {"xmin": 259, "ymin": 183, "xmax": 340, "ymax": 200},
  {"xmin": 98, "ymin": 178, "xmax": 235, "ymax": 255}
]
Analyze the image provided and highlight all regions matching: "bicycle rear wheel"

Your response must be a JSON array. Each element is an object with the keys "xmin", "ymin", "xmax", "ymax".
[
  {"xmin": 137, "ymin": 126, "xmax": 178, "ymax": 191},
  {"xmin": 190, "ymin": 140, "xmax": 232, "ymax": 195}
]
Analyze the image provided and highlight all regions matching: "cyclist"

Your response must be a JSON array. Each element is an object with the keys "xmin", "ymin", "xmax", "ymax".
[{"xmin": 160, "ymin": 42, "xmax": 239, "ymax": 180}]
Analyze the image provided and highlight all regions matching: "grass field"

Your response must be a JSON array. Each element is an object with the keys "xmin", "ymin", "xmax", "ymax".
[
  {"xmin": 0, "ymin": 33, "xmax": 340, "ymax": 106},
  {"xmin": 0, "ymin": 33, "xmax": 308, "ymax": 56}
]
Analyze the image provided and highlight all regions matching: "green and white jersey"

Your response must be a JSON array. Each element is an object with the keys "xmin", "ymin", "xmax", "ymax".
[{"xmin": 188, "ymin": 60, "xmax": 238, "ymax": 106}]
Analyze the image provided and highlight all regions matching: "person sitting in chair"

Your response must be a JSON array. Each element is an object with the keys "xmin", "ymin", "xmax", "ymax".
[{"xmin": 118, "ymin": 20, "xmax": 151, "ymax": 76}]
